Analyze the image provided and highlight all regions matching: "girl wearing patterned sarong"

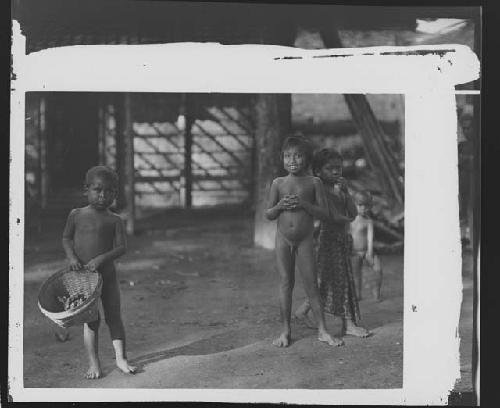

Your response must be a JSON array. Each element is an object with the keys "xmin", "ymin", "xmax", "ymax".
[{"xmin": 295, "ymin": 148, "xmax": 370, "ymax": 338}]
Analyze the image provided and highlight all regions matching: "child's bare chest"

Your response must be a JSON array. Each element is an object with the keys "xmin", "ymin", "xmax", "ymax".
[
  {"xmin": 351, "ymin": 218, "xmax": 368, "ymax": 234},
  {"xmin": 279, "ymin": 179, "xmax": 314, "ymax": 199},
  {"xmin": 76, "ymin": 214, "xmax": 115, "ymax": 237}
]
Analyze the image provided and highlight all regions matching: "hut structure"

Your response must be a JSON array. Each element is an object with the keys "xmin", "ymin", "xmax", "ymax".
[{"xmin": 15, "ymin": 0, "xmax": 479, "ymax": 247}]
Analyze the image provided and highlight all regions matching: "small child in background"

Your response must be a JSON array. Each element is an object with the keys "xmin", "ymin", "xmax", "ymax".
[
  {"xmin": 350, "ymin": 191, "xmax": 383, "ymax": 302},
  {"xmin": 62, "ymin": 166, "xmax": 136, "ymax": 379}
]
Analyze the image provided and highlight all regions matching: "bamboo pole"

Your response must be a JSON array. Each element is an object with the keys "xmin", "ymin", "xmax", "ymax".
[
  {"xmin": 320, "ymin": 28, "xmax": 404, "ymax": 209},
  {"xmin": 344, "ymin": 94, "xmax": 404, "ymax": 207}
]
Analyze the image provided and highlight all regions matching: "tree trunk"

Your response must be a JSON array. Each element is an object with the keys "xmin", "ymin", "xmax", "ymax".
[{"xmin": 253, "ymin": 94, "xmax": 291, "ymax": 249}]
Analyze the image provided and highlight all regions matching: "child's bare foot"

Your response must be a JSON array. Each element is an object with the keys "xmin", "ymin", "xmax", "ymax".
[
  {"xmin": 85, "ymin": 364, "xmax": 102, "ymax": 379},
  {"xmin": 272, "ymin": 332, "xmax": 291, "ymax": 347},
  {"xmin": 116, "ymin": 358, "xmax": 137, "ymax": 374},
  {"xmin": 318, "ymin": 330, "xmax": 344, "ymax": 346},
  {"xmin": 345, "ymin": 323, "xmax": 371, "ymax": 338},
  {"xmin": 294, "ymin": 310, "xmax": 317, "ymax": 329}
]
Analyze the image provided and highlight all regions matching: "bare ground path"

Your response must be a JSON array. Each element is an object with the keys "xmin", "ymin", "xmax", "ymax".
[{"xmin": 22, "ymin": 211, "xmax": 470, "ymax": 390}]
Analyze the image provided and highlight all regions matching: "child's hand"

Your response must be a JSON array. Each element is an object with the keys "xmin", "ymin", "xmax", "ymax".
[
  {"xmin": 68, "ymin": 257, "xmax": 82, "ymax": 271},
  {"xmin": 276, "ymin": 197, "xmax": 288, "ymax": 210},
  {"xmin": 278, "ymin": 195, "xmax": 298, "ymax": 210},
  {"xmin": 292, "ymin": 194, "xmax": 304, "ymax": 209},
  {"xmin": 285, "ymin": 194, "xmax": 300, "ymax": 210},
  {"xmin": 335, "ymin": 177, "xmax": 349, "ymax": 193}
]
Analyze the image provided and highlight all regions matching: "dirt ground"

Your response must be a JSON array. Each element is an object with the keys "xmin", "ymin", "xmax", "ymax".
[{"xmin": 21, "ymin": 210, "xmax": 472, "ymax": 391}]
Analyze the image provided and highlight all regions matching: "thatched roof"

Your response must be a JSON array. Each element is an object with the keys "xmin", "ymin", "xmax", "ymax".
[{"xmin": 13, "ymin": 0, "xmax": 478, "ymax": 54}]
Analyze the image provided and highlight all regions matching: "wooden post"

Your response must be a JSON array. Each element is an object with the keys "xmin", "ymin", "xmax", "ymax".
[
  {"xmin": 249, "ymin": 96, "xmax": 257, "ymax": 211},
  {"xmin": 253, "ymin": 94, "xmax": 291, "ymax": 249},
  {"xmin": 97, "ymin": 97, "xmax": 106, "ymax": 165},
  {"xmin": 123, "ymin": 93, "xmax": 136, "ymax": 235},
  {"xmin": 184, "ymin": 94, "xmax": 193, "ymax": 209},
  {"xmin": 114, "ymin": 94, "xmax": 126, "ymax": 210},
  {"xmin": 39, "ymin": 95, "xmax": 49, "ymax": 209},
  {"xmin": 252, "ymin": 24, "xmax": 295, "ymax": 249}
]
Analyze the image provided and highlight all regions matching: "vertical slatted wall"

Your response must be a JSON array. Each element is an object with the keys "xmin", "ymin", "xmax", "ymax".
[{"xmin": 98, "ymin": 93, "xmax": 255, "ymax": 211}]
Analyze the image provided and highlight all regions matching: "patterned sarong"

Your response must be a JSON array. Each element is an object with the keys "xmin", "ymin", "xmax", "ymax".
[{"xmin": 317, "ymin": 226, "xmax": 361, "ymax": 322}]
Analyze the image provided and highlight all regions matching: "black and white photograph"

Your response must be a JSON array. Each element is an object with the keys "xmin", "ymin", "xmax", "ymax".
[{"xmin": 10, "ymin": 1, "xmax": 480, "ymax": 405}]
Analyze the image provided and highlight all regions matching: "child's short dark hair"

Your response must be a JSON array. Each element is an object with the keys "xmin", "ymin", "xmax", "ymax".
[
  {"xmin": 281, "ymin": 136, "xmax": 313, "ymax": 167},
  {"xmin": 354, "ymin": 190, "xmax": 373, "ymax": 206},
  {"xmin": 85, "ymin": 166, "xmax": 119, "ymax": 189},
  {"xmin": 312, "ymin": 148, "xmax": 343, "ymax": 176}
]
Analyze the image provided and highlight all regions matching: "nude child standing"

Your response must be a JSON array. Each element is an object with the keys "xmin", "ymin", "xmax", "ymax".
[{"xmin": 265, "ymin": 137, "xmax": 343, "ymax": 347}]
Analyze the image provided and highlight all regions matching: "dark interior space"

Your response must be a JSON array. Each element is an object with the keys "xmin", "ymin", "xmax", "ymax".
[{"xmin": 47, "ymin": 93, "xmax": 99, "ymax": 190}]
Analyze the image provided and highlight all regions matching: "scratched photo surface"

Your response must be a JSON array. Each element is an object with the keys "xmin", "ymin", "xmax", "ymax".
[{"xmin": 11, "ymin": 1, "xmax": 479, "ymax": 404}]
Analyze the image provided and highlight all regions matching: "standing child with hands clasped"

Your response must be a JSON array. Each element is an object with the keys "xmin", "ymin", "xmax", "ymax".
[
  {"xmin": 295, "ymin": 149, "xmax": 370, "ymax": 338},
  {"xmin": 266, "ymin": 137, "xmax": 343, "ymax": 348},
  {"xmin": 62, "ymin": 166, "xmax": 136, "ymax": 379},
  {"xmin": 351, "ymin": 191, "xmax": 383, "ymax": 301}
]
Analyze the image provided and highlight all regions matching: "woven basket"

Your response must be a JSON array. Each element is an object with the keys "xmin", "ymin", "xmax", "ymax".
[{"xmin": 38, "ymin": 267, "xmax": 103, "ymax": 328}]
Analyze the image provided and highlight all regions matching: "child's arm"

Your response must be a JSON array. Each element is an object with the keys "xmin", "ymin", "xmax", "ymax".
[
  {"xmin": 366, "ymin": 219, "xmax": 374, "ymax": 262},
  {"xmin": 336, "ymin": 177, "xmax": 357, "ymax": 221},
  {"xmin": 84, "ymin": 217, "xmax": 127, "ymax": 272},
  {"xmin": 327, "ymin": 196, "xmax": 355, "ymax": 224},
  {"xmin": 295, "ymin": 178, "xmax": 329, "ymax": 221},
  {"xmin": 265, "ymin": 179, "xmax": 291, "ymax": 220},
  {"xmin": 344, "ymin": 190, "xmax": 358, "ymax": 221},
  {"xmin": 62, "ymin": 210, "xmax": 82, "ymax": 270}
]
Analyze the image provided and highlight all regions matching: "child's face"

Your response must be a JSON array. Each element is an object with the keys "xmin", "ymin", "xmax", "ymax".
[
  {"xmin": 356, "ymin": 202, "xmax": 370, "ymax": 217},
  {"xmin": 86, "ymin": 176, "xmax": 117, "ymax": 210},
  {"xmin": 283, "ymin": 146, "xmax": 307, "ymax": 175},
  {"xmin": 319, "ymin": 159, "xmax": 342, "ymax": 184}
]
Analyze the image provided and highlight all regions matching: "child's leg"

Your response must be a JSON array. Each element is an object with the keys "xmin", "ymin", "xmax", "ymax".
[
  {"xmin": 296, "ymin": 236, "xmax": 343, "ymax": 346},
  {"xmin": 53, "ymin": 323, "xmax": 70, "ymax": 342},
  {"xmin": 351, "ymin": 253, "xmax": 364, "ymax": 300},
  {"xmin": 370, "ymin": 255, "xmax": 383, "ymax": 301},
  {"xmin": 101, "ymin": 276, "xmax": 136, "ymax": 373},
  {"xmin": 343, "ymin": 252, "xmax": 370, "ymax": 338},
  {"xmin": 84, "ymin": 320, "xmax": 101, "ymax": 379},
  {"xmin": 295, "ymin": 298, "xmax": 310, "ymax": 317},
  {"xmin": 294, "ymin": 298, "xmax": 316, "ymax": 329},
  {"xmin": 273, "ymin": 232, "xmax": 295, "ymax": 347},
  {"xmin": 295, "ymin": 269, "xmax": 321, "ymax": 327}
]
